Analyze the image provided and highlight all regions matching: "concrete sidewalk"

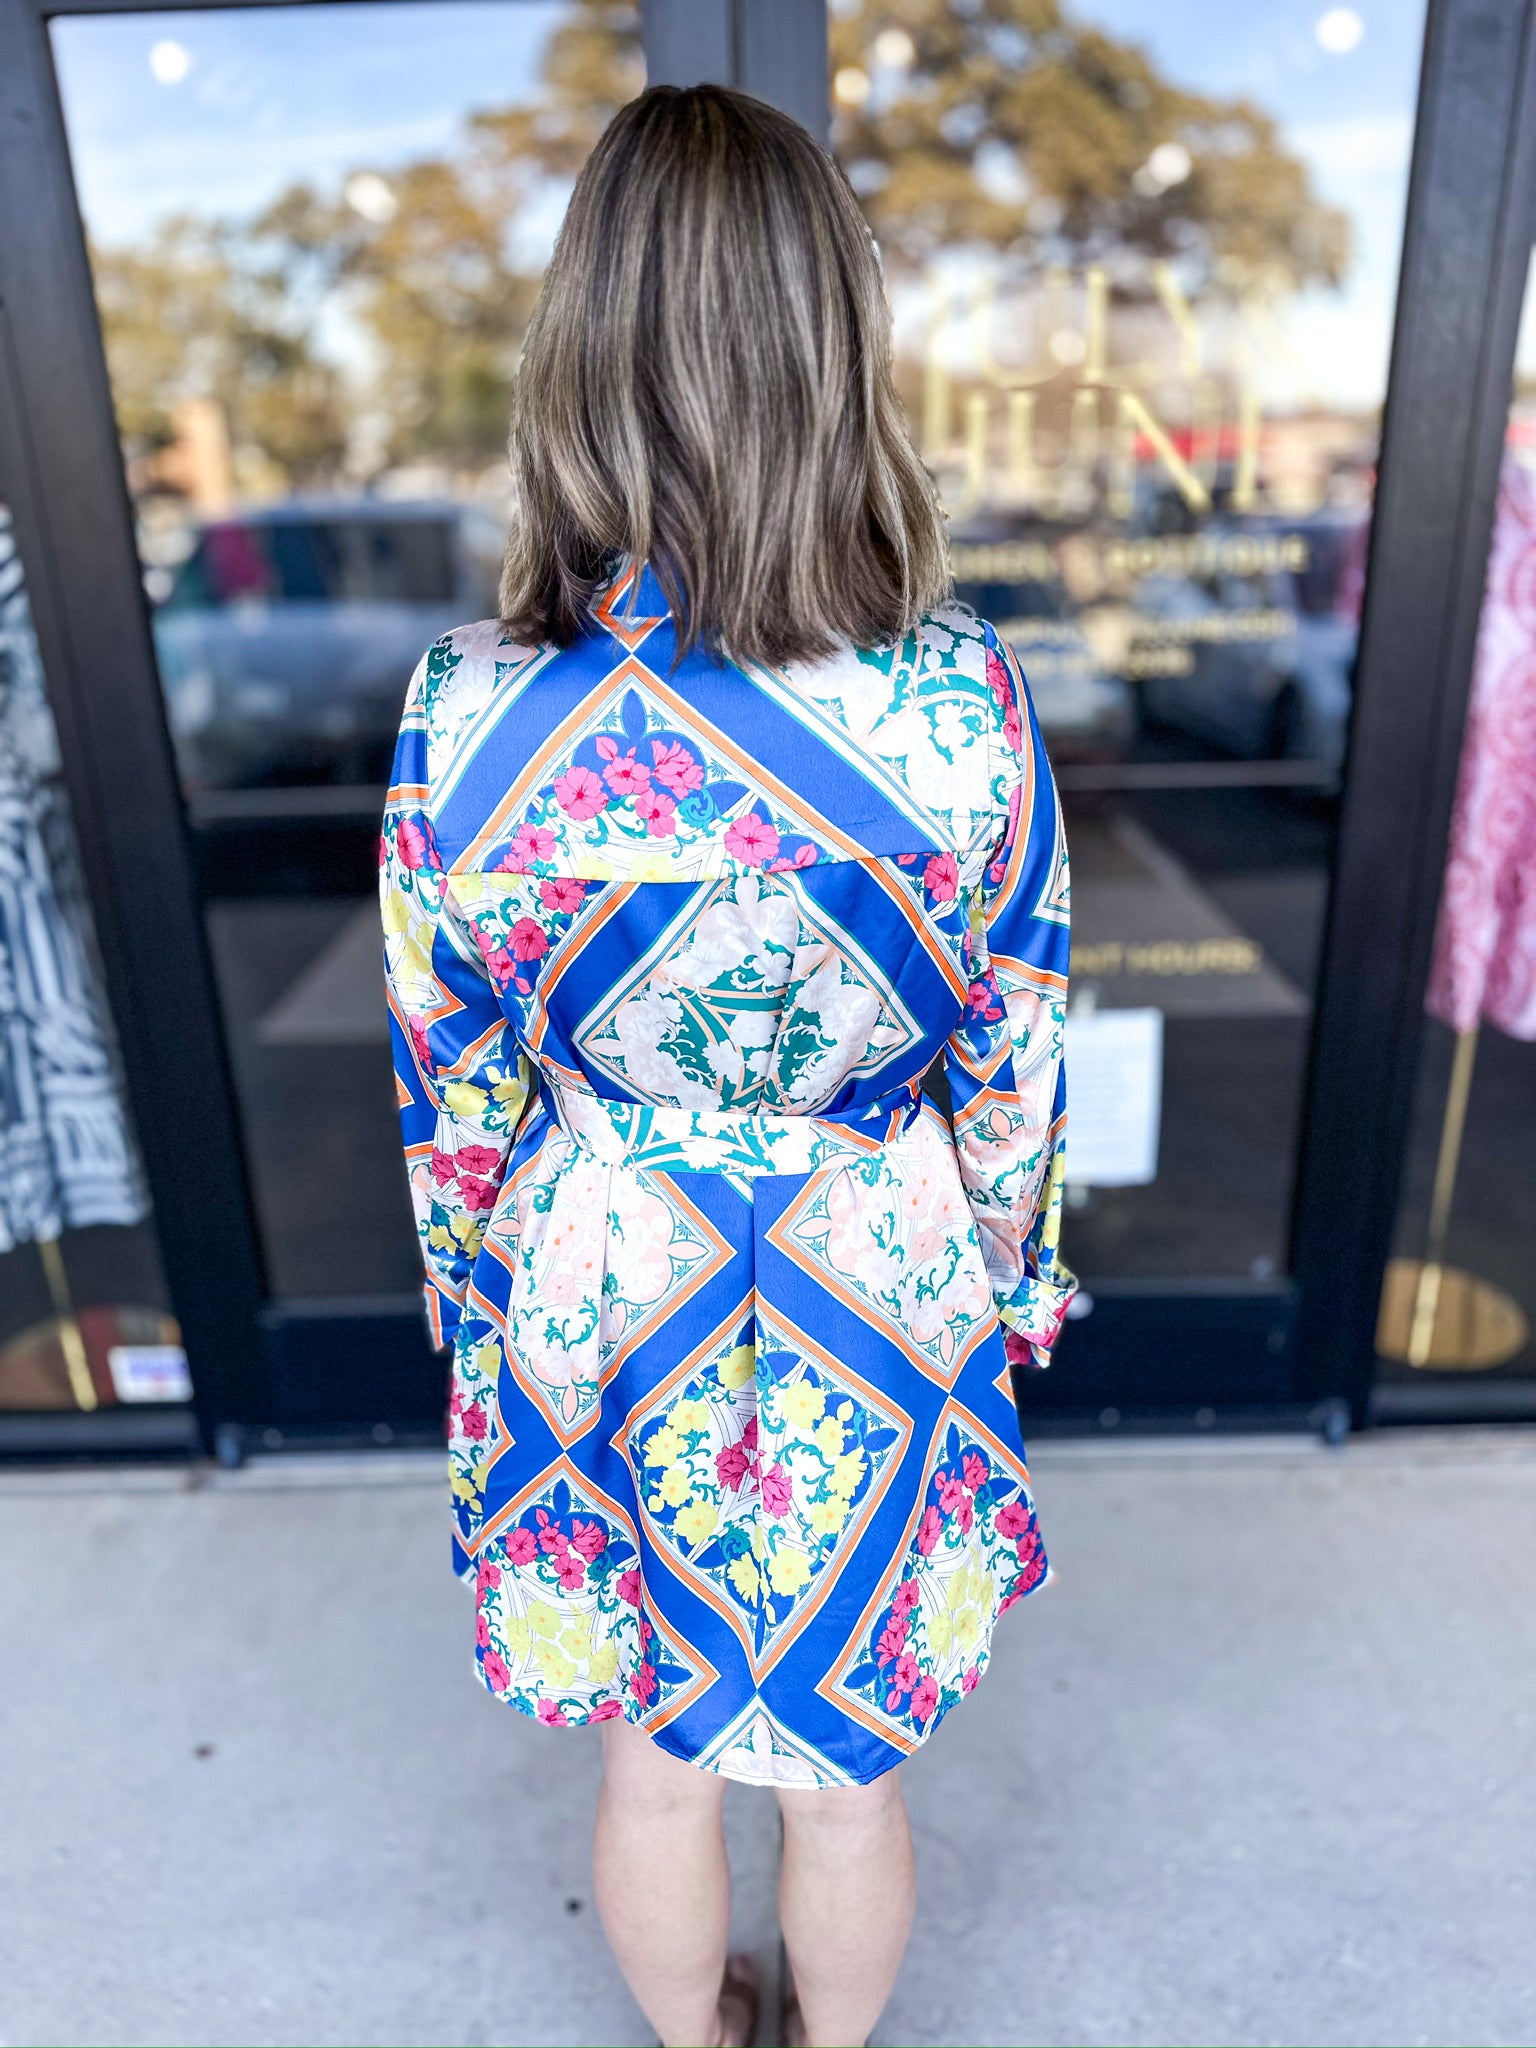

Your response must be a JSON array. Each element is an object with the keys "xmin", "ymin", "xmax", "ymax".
[{"xmin": 1, "ymin": 1430, "xmax": 1533, "ymax": 2048}]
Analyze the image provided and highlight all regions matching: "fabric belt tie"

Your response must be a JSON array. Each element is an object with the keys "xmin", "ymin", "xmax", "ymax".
[{"xmin": 541, "ymin": 1074, "xmax": 926, "ymax": 1177}]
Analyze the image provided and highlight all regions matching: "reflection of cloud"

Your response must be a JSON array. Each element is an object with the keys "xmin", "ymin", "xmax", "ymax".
[
  {"xmin": 51, "ymin": 3, "xmax": 559, "ymax": 243},
  {"xmin": 67, "ymin": 117, "xmax": 461, "ymax": 244},
  {"xmin": 1269, "ymin": 110, "xmax": 1415, "ymax": 412},
  {"xmin": 1286, "ymin": 110, "xmax": 1413, "ymax": 185}
]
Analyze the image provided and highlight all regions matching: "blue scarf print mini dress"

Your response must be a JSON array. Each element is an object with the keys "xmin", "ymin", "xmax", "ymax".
[{"xmin": 381, "ymin": 566, "xmax": 1073, "ymax": 1788}]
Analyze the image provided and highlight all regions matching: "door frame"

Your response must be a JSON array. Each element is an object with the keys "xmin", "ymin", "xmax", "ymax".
[
  {"xmin": 0, "ymin": 0, "xmax": 1530, "ymax": 1452},
  {"xmin": 1289, "ymin": 0, "xmax": 1536, "ymax": 1423}
]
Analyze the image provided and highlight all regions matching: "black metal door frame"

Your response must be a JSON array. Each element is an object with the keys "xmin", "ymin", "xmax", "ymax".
[
  {"xmin": 1290, "ymin": 0, "xmax": 1536, "ymax": 1425},
  {"xmin": 0, "ymin": 0, "xmax": 1530, "ymax": 1451}
]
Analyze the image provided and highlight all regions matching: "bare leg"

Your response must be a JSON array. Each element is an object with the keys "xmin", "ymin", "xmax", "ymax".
[
  {"xmin": 592, "ymin": 1717, "xmax": 754, "ymax": 2048},
  {"xmin": 776, "ymin": 1768, "xmax": 916, "ymax": 2048}
]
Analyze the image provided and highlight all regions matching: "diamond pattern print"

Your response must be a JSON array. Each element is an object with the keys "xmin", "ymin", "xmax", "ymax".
[
  {"xmin": 575, "ymin": 865, "xmax": 922, "ymax": 1112},
  {"xmin": 617, "ymin": 1306, "xmax": 909, "ymax": 1680},
  {"xmin": 766, "ymin": 1113, "xmax": 997, "ymax": 1384},
  {"xmin": 383, "ymin": 567, "xmax": 1072, "ymax": 1785}
]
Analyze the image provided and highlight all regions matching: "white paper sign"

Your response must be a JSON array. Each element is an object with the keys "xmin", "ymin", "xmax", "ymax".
[
  {"xmin": 108, "ymin": 1344, "xmax": 193, "ymax": 1404},
  {"xmin": 1063, "ymin": 1007, "xmax": 1163, "ymax": 1188}
]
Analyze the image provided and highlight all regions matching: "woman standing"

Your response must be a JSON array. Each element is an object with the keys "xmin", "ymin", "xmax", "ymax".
[{"xmin": 382, "ymin": 83, "xmax": 1072, "ymax": 2048}]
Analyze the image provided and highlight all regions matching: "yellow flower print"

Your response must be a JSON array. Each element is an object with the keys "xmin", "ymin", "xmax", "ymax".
[
  {"xmin": 529, "ymin": 1601, "xmax": 563, "ymax": 1640},
  {"xmin": 443, "ymin": 1081, "xmax": 489, "ymax": 1118},
  {"xmin": 780, "ymin": 1380, "xmax": 826, "ymax": 1430},
  {"xmin": 588, "ymin": 1638, "xmax": 619, "ymax": 1685},
  {"xmin": 716, "ymin": 1345, "xmax": 756, "ymax": 1391},
  {"xmin": 807, "ymin": 1497, "xmax": 845, "ymax": 1537},
  {"xmin": 428, "ymin": 1223, "xmax": 456, "ymax": 1253},
  {"xmin": 503, "ymin": 1614, "xmax": 531, "ymax": 1661},
  {"xmin": 951, "ymin": 1601, "xmax": 985, "ymax": 1662},
  {"xmin": 751, "ymin": 1521, "xmax": 770, "ymax": 1561},
  {"xmin": 674, "ymin": 1498, "xmax": 718, "ymax": 1546},
  {"xmin": 561, "ymin": 1614, "xmax": 594, "ymax": 1659},
  {"xmin": 953, "ymin": 1554, "xmax": 986, "ymax": 1612},
  {"xmin": 449, "ymin": 1211, "xmax": 482, "ymax": 1246},
  {"xmin": 646, "ymin": 1423, "xmax": 684, "ymax": 1467},
  {"xmin": 659, "ymin": 1464, "xmax": 695, "ymax": 1509},
  {"xmin": 928, "ymin": 1605, "xmax": 953, "ymax": 1662},
  {"xmin": 669, "ymin": 1397, "xmax": 710, "ymax": 1435},
  {"xmin": 382, "ymin": 888, "xmax": 411, "ymax": 934},
  {"xmin": 450, "ymin": 1463, "xmax": 482, "ymax": 1504},
  {"xmin": 831, "ymin": 1450, "xmax": 866, "ymax": 1499},
  {"xmin": 727, "ymin": 1553, "xmax": 761, "ymax": 1602},
  {"xmin": 533, "ymin": 1642, "xmax": 576, "ymax": 1686},
  {"xmin": 629, "ymin": 849, "xmax": 679, "ymax": 881},
  {"xmin": 813, "ymin": 1415, "xmax": 844, "ymax": 1458},
  {"xmin": 472, "ymin": 1342, "xmax": 501, "ymax": 1379},
  {"xmin": 767, "ymin": 1546, "xmax": 812, "ymax": 1597}
]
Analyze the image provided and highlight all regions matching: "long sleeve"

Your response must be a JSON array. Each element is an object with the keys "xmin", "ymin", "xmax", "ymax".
[
  {"xmin": 381, "ymin": 649, "xmax": 532, "ymax": 1350},
  {"xmin": 943, "ymin": 622, "xmax": 1075, "ymax": 1369}
]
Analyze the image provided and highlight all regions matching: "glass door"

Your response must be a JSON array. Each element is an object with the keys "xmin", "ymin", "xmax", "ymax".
[
  {"xmin": 41, "ymin": 0, "xmax": 643, "ymax": 1429},
  {"xmin": 0, "ymin": 491, "xmax": 186, "ymax": 1444},
  {"xmin": 4, "ymin": 0, "xmax": 1532, "ymax": 1439},
  {"xmin": 830, "ymin": 0, "xmax": 1426, "ymax": 1417}
]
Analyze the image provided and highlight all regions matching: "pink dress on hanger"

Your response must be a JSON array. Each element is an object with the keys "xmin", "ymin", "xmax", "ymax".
[{"xmin": 1426, "ymin": 452, "xmax": 1536, "ymax": 1041}]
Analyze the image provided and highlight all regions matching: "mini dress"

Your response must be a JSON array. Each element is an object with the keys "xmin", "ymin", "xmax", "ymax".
[{"xmin": 381, "ymin": 566, "xmax": 1073, "ymax": 1787}]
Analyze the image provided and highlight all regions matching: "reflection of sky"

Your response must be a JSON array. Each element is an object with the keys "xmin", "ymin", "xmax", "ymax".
[
  {"xmin": 53, "ymin": 1, "xmax": 1426, "ymax": 408},
  {"xmin": 51, "ymin": 3, "xmax": 572, "ymax": 241},
  {"xmin": 1083, "ymin": 0, "xmax": 1426, "ymax": 408}
]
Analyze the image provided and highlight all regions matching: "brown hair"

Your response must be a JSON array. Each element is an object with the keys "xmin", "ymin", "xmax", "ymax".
[{"xmin": 498, "ymin": 83, "xmax": 950, "ymax": 667}]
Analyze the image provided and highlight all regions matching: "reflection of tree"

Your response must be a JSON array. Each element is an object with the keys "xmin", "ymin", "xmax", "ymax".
[
  {"xmin": 253, "ymin": 8, "xmax": 641, "ymax": 470},
  {"xmin": 93, "ymin": 218, "xmax": 349, "ymax": 484},
  {"xmin": 94, "ymin": 1, "xmax": 640, "ymax": 492},
  {"xmin": 832, "ymin": 0, "xmax": 1348, "ymax": 296},
  {"xmin": 94, "ymin": 0, "xmax": 1343, "ymax": 499}
]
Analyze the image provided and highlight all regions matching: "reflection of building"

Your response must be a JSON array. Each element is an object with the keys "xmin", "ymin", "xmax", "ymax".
[
  {"xmin": 904, "ymin": 265, "xmax": 1386, "ymax": 532},
  {"xmin": 128, "ymin": 397, "xmax": 235, "ymax": 515}
]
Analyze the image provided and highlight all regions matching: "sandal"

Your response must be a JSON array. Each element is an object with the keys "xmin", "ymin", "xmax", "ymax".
[
  {"xmin": 716, "ymin": 1952, "xmax": 760, "ymax": 2047},
  {"xmin": 649, "ymin": 1951, "xmax": 759, "ymax": 2048}
]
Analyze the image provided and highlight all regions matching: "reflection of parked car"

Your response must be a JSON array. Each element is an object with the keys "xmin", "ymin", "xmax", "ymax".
[
  {"xmin": 955, "ymin": 574, "xmax": 1134, "ymax": 760},
  {"xmin": 1130, "ymin": 514, "xmax": 1366, "ymax": 769},
  {"xmin": 151, "ymin": 498, "xmax": 503, "ymax": 789}
]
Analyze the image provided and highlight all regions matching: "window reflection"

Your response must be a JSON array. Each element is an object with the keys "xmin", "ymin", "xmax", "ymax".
[
  {"xmin": 155, "ymin": 503, "xmax": 501, "ymax": 789},
  {"xmin": 56, "ymin": 0, "xmax": 643, "ymax": 796},
  {"xmin": 52, "ymin": 1, "xmax": 641, "ymax": 1301},
  {"xmin": 0, "ymin": 507, "xmax": 176, "ymax": 1411},
  {"xmin": 834, "ymin": 0, "xmax": 1426, "ymax": 1281}
]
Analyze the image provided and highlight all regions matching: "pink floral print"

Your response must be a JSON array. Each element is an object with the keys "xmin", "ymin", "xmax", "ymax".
[{"xmin": 381, "ymin": 582, "xmax": 1069, "ymax": 1786}]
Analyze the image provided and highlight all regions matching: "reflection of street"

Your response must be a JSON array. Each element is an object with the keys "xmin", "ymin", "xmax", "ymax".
[{"xmin": 152, "ymin": 498, "xmax": 503, "ymax": 791}]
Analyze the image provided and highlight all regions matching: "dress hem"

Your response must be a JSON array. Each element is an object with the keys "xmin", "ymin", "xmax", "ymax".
[{"xmin": 473, "ymin": 1557, "xmax": 1054, "ymax": 1789}]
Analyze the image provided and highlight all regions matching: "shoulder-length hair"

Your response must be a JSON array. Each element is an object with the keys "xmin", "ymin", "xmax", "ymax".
[{"xmin": 498, "ymin": 83, "xmax": 950, "ymax": 667}]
